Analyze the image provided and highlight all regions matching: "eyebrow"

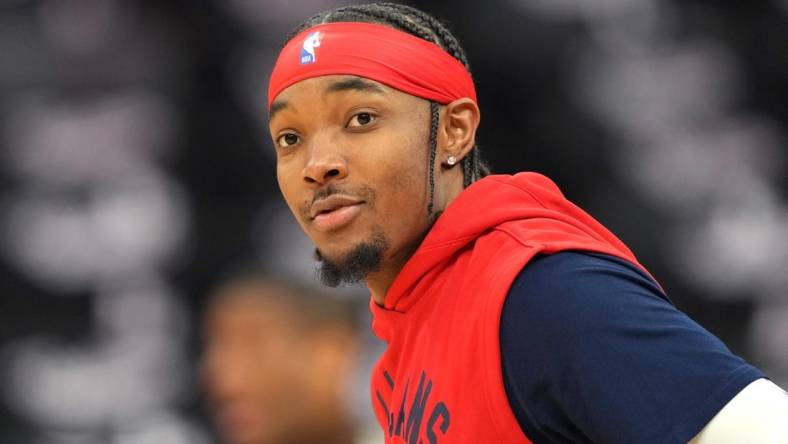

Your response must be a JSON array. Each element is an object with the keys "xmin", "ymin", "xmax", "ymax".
[
  {"xmin": 323, "ymin": 78, "xmax": 386, "ymax": 96},
  {"xmin": 268, "ymin": 100, "xmax": 289, "ymax": 122},
  {"xmin": 268, "ymin": 78, "xmax": 385, "ymax": 122}
]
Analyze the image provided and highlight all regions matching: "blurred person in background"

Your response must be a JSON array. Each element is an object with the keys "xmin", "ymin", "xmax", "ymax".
[
  {"xmin": 266, "ymin": 3, "xmax": 788, "ymax": 443},
  {"xmin": 201, "ymin": 271, "xmax": 360, "ymax": 444}
]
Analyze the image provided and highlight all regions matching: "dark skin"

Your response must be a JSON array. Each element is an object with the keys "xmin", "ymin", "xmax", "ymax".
[{"xmin": 269, "ymin": 75, "xmax": 480, "ymax": 304}]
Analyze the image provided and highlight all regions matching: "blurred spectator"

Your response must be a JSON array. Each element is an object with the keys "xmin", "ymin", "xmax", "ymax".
[{"xmin": 201, "ymin": 271, "xmax": 360, "ymax": 444}]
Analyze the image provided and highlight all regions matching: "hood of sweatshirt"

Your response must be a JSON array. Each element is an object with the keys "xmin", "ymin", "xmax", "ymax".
[{"xmin": 378, "ymin": 172, "xmax": 646, "ymax": 314}]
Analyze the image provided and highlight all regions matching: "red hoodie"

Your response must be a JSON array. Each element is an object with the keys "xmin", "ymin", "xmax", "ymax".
[{"xmin": 370, "ymin": 172, "xmax": 654, "ymax": 443}]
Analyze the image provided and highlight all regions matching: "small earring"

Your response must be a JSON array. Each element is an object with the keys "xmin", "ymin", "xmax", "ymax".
[{"xmin": 446, "ymin": 155, "xmax": 457, "ymax": 166}]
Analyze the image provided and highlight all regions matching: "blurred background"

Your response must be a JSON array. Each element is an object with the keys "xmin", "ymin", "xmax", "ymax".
[{"xmin": 0, "ymin": 0, "xmax": 786, "ymax": 443}]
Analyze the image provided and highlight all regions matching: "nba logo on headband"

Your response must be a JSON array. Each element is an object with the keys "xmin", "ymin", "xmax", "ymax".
[{"xmin": 300, "ymin": 31, "xmax": 322, "ymax": 65}]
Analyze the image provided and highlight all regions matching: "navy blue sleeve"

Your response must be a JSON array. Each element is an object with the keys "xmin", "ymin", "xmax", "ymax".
[{"xmin": 500, "ymin": 252, "xmax": 766, "ymax": 444}]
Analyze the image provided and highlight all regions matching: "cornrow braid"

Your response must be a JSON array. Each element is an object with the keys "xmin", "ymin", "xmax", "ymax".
[
  {"xmin": 462, "ymin": 146, "xmax": 473, "ymax": 187},
  {"xmin": 382, "ymin": 3, "xmax": 472, "ymax": 70},
  {"xmin": 285, "ymin": 3, "xmax": 490, "ymax": 212},
  {"xmin": 427, "ymin": 101, "xmax": 439, "ymax": 215},
  {"xmin": 357, "ymin": 7, "xmax": 441, "ymax": 46}
]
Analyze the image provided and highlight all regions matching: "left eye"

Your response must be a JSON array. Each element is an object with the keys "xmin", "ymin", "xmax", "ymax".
[{"xmin": 347, "ymin": 112, "xmax": 376, "ymax": 128}]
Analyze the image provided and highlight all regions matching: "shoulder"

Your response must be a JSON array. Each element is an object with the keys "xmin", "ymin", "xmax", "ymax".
[
  {"xmin": 502, "ymin": 251, "xmax": 668, "ymax": 336},
  {"xmin": 500, "ymin": 251, "xmax": 765, "ymax": 443},
  {"xmin": 512, "ymin": 250, "xmax": 663, "ymax": 295}
]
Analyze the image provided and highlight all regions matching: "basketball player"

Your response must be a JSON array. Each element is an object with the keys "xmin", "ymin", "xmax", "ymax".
[
  {"xmin": 201, "ymin": 273, "xmax": 359, "ymax": 444},
  {"xmin": 266, "ymin": 3, "xmax": 788, "ymax": 442}
]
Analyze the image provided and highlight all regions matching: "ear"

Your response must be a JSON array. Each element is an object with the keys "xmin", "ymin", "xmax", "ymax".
[{"xmin": 439, "ymin": 98, "xmax": 481, "ymax": 163}]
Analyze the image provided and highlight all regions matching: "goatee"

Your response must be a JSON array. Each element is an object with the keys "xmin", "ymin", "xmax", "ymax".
[{"xmin": 315, "ymin": 232, "xmax": 388, "ymax": 287}]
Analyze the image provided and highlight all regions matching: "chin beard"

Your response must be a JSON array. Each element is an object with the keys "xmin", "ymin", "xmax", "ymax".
[{"xmin": 315, "ymin": 232, "xmax": 388, "ymax": 287}]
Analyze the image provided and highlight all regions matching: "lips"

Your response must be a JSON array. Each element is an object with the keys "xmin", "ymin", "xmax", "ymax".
[{"xmin": 309, "ymin": 194, "xmax": 364, "ymax": 231}]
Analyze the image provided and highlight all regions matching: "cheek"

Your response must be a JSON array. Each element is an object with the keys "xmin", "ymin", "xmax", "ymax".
[
  {"xmin": 276, "ymin": 160, "xmax": 309, "ymax": 223},
  {"xmin": 275, "ymin": 160, "xmax": 296, "ymax": 202},
  {"xmin": 386, "ymin": 159, "xmax": 426, "ymax": 204},
  {"xmin": 370, "ymin": 131, "xmax": 429, "ymax": 219}
]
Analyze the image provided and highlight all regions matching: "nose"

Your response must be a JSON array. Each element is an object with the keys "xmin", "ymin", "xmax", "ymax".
[{"xmin": 301, "ymin": 133, "xmax": 348, "ymax": 185}]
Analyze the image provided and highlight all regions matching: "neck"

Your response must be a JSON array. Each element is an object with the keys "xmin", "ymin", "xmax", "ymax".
[
  {"xmin": 365, "ymin": 211, "xmax": 445, "ymax": 306},
  {"xmin": 365, "ymin": 243, "xmax": 417, "ymax": 306},
  {"xmin": 366, "ymin": 170, "xmax": 468, "ymax": 306}
]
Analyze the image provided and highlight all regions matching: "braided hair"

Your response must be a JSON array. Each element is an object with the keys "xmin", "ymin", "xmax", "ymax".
[{"xmin": 285, "ymin": 3, "xmax": 490, "ymax": 214}]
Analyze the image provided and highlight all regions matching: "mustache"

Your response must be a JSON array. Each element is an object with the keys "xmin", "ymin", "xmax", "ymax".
[{"xmin": 298, "ymin": 184, "xmax": 376, "ymax": 220}]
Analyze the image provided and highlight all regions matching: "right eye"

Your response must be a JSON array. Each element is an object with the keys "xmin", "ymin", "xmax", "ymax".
[{"xmin": 276, "ymin": 133, "xmax": 300, "ymax": 148}]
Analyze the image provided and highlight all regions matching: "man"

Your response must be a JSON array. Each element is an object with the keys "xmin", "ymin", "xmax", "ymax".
[
  {"xmin": 266, "ymin": 3, "xmax": 788, "ymax": 443},
  {"xmin": 201, "ymin": 273, "xmax": 360, "ymax": 444}
]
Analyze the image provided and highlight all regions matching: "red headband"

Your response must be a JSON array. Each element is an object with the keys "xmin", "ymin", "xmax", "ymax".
[{"xmin": 267, "ymin": 22, "xmax": 477, "ymax": 110}]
